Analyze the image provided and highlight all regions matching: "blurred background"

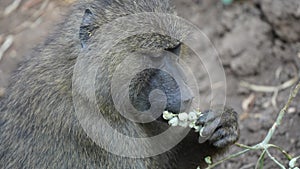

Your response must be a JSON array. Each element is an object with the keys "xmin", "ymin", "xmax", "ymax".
[{"xmin": 0, "ymin": 0, "xmax": 299, "ymax": 168}]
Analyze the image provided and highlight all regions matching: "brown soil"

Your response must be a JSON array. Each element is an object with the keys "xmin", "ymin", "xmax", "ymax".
[{"xmin": 0, "ymin": 0, "xmax": 299, "ymax": 168}]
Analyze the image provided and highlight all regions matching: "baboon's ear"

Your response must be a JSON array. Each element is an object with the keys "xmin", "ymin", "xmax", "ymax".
[
  {"xmin": 166, "ymin": 43, "xmax": 182, "ymax": 56},
  {"xmin": 79, "ymin": 9, "xmax": 99, "ymax": 48}
]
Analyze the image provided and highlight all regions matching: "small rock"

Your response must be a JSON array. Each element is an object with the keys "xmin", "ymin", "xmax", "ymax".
[
  {"xmin": 230, "ymin": 48, "xmax": 261, "ymax": 76},
  {"xmin": 261, "ymin": 0, "xmax": 300, "ymax": 42}
]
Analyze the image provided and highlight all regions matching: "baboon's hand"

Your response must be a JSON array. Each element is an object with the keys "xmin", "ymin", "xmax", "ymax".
[{"xmin": 196, "ymin": 107, "xmax": 239, "ymax": 148}]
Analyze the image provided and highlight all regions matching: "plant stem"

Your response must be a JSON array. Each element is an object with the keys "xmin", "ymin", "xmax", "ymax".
[{"xmin": 262, "ymin": 82, "xmax": 300, "ymax": 144}]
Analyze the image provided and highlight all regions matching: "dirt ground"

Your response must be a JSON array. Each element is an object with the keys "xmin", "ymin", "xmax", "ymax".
[{"xmin": 0, "ymin": 0, "xmax": 299, "ymax": 168}]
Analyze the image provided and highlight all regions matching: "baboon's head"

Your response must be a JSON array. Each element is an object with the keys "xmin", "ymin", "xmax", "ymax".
[{"xmin": 78, "ymin": 5, "xmax": 194, "ymax": 122}]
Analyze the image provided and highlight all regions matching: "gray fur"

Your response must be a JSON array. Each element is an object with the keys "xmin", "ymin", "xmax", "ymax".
[{"xmin": 0, "ymin": 0, "xmax": 239, "ymax": 168}]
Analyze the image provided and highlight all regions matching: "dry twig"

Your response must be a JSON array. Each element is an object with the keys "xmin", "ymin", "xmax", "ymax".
[
  {"xmin": 3, "ymin": 0, "xmax": 22, "ymax": 16},
  {"xmin": 21, "ymin": 0, "xmax": 42, "ymax": 11},
  {"xmin": 14, "ymin": 0, "xmax": 50, "ymax": 34},
  {"xmin": 240, "ymin": 74, "xmax": 299, "ymax": 108},
  {"xmin": 204, "ymin": 82, "xmax": 300, "ymax": 169},
  {"xmin": 0, "ymin": 35, "xmax": 14, "ymax": 62}
]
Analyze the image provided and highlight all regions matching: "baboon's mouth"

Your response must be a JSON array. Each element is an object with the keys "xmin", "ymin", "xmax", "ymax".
[{"xmin": 156, "ymin": 115, "xmax": 167, "ymax": 123}]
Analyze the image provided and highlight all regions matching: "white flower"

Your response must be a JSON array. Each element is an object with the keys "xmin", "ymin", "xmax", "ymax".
[
  {"xmin": 168, "ymin": 117, "xmax": 179, "ymax": 126},
  {"xmin": 163, "ymin": 111, "xmax": 174, "ymax": 120},
  {"xmin": 178, "ymin": 112, "xmax": 188, "ymax": 121},
  {"xmin": 188, "ymin": 111, "xmax": 198, "ymax": 121},
  {"xmin": 163, "ymin": 109, "xmax": 203, "ymax": 132}
]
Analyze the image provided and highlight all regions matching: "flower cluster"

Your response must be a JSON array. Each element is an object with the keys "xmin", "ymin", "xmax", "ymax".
[{"xmin": 162, "ymin": 110, "xmax": 203, "ymax": 132}]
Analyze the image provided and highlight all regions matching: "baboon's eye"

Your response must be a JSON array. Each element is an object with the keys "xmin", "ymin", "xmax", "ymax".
[{"xmin": 79, "ymin": 9, "xmax": 99, "ymax": 48}]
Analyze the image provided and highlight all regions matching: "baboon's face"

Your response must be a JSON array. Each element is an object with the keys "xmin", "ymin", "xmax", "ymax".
[{"xmin": 128, "ymin": 44, "xmax": 194, "ymax": 117}]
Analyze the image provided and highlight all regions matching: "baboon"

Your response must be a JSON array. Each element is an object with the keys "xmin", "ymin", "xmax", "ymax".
[{"xmin": 0, "ymin": 0, "xmax": 239, "ymax": 168}]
